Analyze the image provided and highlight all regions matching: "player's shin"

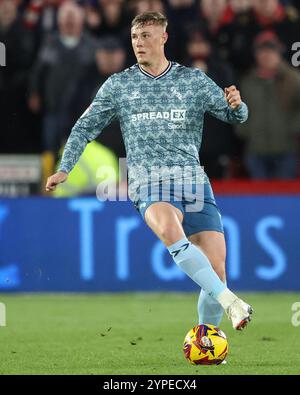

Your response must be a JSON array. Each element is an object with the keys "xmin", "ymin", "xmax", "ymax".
[
  {"xmin": 167, "ymin": 237, "xmax": 253, "ymax": 329},
  {"xmin": 167, "ymin": 237, "xmax": 227, "ymax": 300}
]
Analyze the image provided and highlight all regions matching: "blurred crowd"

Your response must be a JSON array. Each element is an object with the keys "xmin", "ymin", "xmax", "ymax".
[{"xmin": 1, "ymin": 0, "xmax": 300, "ymax": 182}]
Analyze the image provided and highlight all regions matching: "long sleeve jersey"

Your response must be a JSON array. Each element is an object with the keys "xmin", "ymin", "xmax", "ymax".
[{"xmin": 59, "ymin": 61, "xmax": 248, "ymax": 201}]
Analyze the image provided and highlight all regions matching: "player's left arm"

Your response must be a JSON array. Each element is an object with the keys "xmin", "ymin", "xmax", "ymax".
[{"xmin": 203, "ymin": 73, "xmax": 248, "ymax": 124}]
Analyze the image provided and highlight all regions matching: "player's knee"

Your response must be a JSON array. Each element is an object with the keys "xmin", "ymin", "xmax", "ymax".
[{"xmin": 159, "ymin": 224, "xmax": 184, "ymax": 246}]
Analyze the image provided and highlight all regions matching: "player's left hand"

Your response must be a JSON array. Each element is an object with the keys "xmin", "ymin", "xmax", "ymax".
[{"xmin": 225, "ymin": 85, "xmax": 242, "ymax": 109}]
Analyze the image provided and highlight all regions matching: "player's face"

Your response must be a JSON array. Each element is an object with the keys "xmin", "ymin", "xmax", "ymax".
[{"xmin": 131, "ymin": 23, "xmax": 167, "ymax": 66}]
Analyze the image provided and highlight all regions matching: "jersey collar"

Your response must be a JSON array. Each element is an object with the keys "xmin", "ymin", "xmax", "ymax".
[{"xmin": 138, "ymin": 61, "xmax": 173, "ymax": 80}]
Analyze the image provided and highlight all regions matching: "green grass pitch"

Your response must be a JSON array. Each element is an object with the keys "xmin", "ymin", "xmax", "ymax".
[{"xmin": 0, "ymin": 292, "xmax": 300, "ymax": 375}]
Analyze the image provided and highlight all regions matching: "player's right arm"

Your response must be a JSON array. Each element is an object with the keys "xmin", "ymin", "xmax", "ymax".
[{"xmin": 45, "ymin": 76, "xmax": 117, "ymax": 192}]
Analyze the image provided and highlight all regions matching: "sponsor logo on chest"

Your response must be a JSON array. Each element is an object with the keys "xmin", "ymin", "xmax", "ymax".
[{"xmin": 131, "ymin": 109, "xmax": 186, "ymax": 122}]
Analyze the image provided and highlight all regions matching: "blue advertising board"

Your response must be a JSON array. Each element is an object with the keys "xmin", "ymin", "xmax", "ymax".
[{"xmin": 0, "ymin": 196, "xmax": 299, "ymax": 291}]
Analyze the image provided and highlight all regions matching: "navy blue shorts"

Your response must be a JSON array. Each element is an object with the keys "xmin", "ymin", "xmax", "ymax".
[{"xmin": 134, "ymin": 182, "xmax": 224, "ymax": 237}]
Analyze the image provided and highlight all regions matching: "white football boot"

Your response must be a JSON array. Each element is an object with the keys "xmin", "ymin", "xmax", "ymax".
[{"xmin": 226, "ymin": 298, "xmax": 253, "ymax": 330}]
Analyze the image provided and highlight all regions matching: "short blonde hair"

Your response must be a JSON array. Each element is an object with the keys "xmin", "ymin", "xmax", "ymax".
[{"xmin": 131, "ymin": 11, "xmax": 168, "ymax": 30}]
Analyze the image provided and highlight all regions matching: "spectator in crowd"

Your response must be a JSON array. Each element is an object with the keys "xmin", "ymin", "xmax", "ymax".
[
  {"xmin": 167, "ymin": 0, "xmax": 195, "ymax": 7},
  {"xmin": 184, "ymin": 29, "xmax": 239, "ymax": 179},
  {"xmin": 85, "ymin": 0, "xmax": 129, "ymax": 38},
  {"xmin": 0, "ymin": 0, "xmax": 36, "ymax": 153},
  {"xmin": 236, "ymin": 31, "xmax": 300, "ymax": 179},
  {"xmin": 23, "ymin": 0, "xmax": 64, "ymax": 32},
  {"xmin": 292, "ymin": 0, "xmax": 300, "ymax": 12},
  {"xmin": 229, "ymin": 0, "xmax": 251, "ymax": 14},
  {"xmin": 220, "ymin": 1, "xmax": 257, "ymax": 73},
  {"xmin": 164, "ymin": 0, "xmax": 198, "ymax": 62},
  {"xmin": 177, "ymin": 0, "xmax": 237, "ymax": 68},
  {"xmin": 199, "ymin": 0, "xmax": 234, "ymax": 35},
  {"xmin": 85, "ymin": 0, "xmax": 133, "ymax": 63},
  {"xmin": 252, "ymin": 0, "xmax": 300, "ymax": 61},
  {"xmin": 28, "ymin": 1, "xmax": 96, "ymax": 179},
  {"xmin": 67, "ymin": 36, "xmax": 127, "ymax": 159},
  {"xmin": 210, "ymin": 0, "xmax": 300, "ymax": 75},
  {"xmin": 167, "ymin": 1, "xmax": 196, "ymax": 32},
  {"xmin": 166, "ymin": 0, "xmax": 196, "ymax": 23},
  {"xmin": 52, "ymin": 35, "xmax": 126, "ymax": 197},
  {"xmin": 129, "ymin": 0, "xmax": 165, "ymax": 15},
  {"xmin": 2, "ymin": 0, "xmax": 300, "ymax": 184},
  {"xmin": 93, "ymin": 37, "xmax": 126, "ymax": 159},
  {"xmin": 53, "ymin": 139, "xmax": 119, "ymax": 197},
  {"xmin": 22, "ymin": 0, "xmax": 66, "ymax": 55}
]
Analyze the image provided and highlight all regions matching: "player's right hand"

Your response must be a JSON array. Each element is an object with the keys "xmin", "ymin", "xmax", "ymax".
[{"xmin": 45, "ymin": 171, "xmax": 68, "ymax": 192}]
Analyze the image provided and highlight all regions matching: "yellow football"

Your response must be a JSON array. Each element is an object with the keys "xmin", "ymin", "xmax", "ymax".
[{"xmin": 183, "ymin": 324, "xmax": 228, "ymax": 365}]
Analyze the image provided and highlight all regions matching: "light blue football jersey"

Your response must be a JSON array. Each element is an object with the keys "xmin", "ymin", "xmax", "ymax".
[{"xmin": 58, "ymin": 62, "xmax": 248, "ymax": 201}]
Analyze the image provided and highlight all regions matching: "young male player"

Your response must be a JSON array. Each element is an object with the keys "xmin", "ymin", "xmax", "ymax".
[{"xmin": 46, "ymin": 12, "xmax": 253, "ymax": 330}]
